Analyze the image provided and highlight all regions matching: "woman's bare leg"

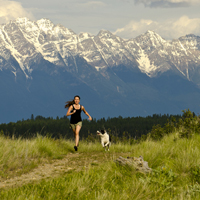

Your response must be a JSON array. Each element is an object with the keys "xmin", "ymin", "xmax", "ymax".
[
  {"xmin": 75, "ymin": 125, "xmax": 81, "ymax": 147},
  {"xmin": 72, "ymin": 129, "xmax": 76, "ymax": 138}
]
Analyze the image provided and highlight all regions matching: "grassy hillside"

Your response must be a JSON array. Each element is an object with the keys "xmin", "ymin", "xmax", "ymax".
[{"xmin": 0, "ymin": 110, "xmax": 200, "ymax": 199}]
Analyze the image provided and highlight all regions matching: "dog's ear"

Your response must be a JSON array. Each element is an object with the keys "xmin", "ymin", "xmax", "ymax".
[{"xmin": 100, "ymin": 130, "xmax": 105, "ymax": 134}]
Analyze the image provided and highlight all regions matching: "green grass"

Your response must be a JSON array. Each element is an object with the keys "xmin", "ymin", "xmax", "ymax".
[
  {"xmin": 0, "ymin": 134, "xmax": 74, "ymax": 179},
  {"xmin": 1, "ymin": 132, "xmax": 200, "ymax": 199}
]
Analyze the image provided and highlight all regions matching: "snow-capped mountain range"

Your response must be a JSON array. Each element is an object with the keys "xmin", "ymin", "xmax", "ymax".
[
  {"xmin": 1, "ymin": 17, "xmax": 200, "ymax": 123},
  {"xmin": 1, "ymin": 17, "xmax": 200, "ymax": 81}
]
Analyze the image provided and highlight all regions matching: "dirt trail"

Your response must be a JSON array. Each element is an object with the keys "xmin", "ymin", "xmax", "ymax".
[{"xmin": 0, "ymin": 152, "xmax": 130, "ymax": 189}]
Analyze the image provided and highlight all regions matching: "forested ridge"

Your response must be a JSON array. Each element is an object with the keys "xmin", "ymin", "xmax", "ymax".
[{"xmin": 0, "ymin": 113, "xmax": 182, "ymax": 140}]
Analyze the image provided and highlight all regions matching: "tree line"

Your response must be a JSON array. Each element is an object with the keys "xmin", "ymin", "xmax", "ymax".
[{"xmin": 0, "ymin": 113, "xmax": 182, "ymax": 140}]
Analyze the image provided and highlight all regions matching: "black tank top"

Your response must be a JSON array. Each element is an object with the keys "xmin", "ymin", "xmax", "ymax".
[{"xmin": 70, "ymin": 105, "xmax": 82, "ymax": 124}]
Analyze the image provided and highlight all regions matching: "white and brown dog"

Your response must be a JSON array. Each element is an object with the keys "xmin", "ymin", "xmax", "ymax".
[{"xmin": 97, "ymin": 130, "xmax": 111, "ymax": 151}]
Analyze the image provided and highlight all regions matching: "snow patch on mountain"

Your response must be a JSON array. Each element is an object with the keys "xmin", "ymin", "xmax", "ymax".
[{"xmin": 136, "ymin": 49, "xmax": 157, "ymax": 77}]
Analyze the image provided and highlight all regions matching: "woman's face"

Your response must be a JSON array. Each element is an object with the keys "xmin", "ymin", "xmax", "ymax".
[{"xmin": 74, "ymin": 97, "xmax": 80, "ymax": 104}]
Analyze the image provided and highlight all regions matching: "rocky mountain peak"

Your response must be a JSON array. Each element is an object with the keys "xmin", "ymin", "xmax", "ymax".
[
  {"xmin": 54, "ymin": 24, "xmax": 75, "ymax": 35},
  {"xmin": 135, "ymin": 30, "xmax": 167, "ymax": 48},
  {"xmin": 15, "ymin": 17, "xmax": 31, "ymax": 25},
  {"xmin": 179, "ymin": 34, "xmax": 200, "ymax": 40},
  {"xmin": 97, "ymin": 30, "xmax": 114, "ymax": 38},
  {"xmin": 36, "ymin": 18, "xmax": 54, "ymax": 32},
  {"xmin": 78, "ymin": 32, "xmax": 92, "ymax": 41}
]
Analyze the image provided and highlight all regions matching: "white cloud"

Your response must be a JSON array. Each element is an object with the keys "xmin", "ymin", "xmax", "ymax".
[
  {"xmin": 132, "ymin": 0, "xmax": 200, "ymax": 8},
  {"xmin": 114, "ymin": 16, "xmax": 200, "ymax": 40},
  {"xmin": 114, "ymin": 19, "xmax": 158, "ymax": 38},
  {"xmin": 0, "ymin": 0, "xmax": 34, "ymax": 24}
]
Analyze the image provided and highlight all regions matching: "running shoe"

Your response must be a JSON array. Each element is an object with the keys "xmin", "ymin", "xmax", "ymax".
[{"xmin": 74, "ymin": 146, "xmax": 78, "ymax": 151}]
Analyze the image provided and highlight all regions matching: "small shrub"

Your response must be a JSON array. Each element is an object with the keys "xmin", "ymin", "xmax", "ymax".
[
  {"xmin": 178, "ymin": 109, "xmax": 200, "ymax": 139},
  {"xmin": 190, "ymin": 166, "xmax": 200, "ymax": 184},
  {"xmin": 0, "ymin": 129, "xmax": 4, "ymax": 136},
  {"xmin": 164, "ymin": 119, "xmax": 176, "ymax": 134},
  {"xmin": 179, "ymin": 128, "xmax": 193, "ymax": 139},
  {"xmin": 148, "ymin": 124, "xmax": 165, "ymax": 141},
  {"xmin": 142, "ymin": 166, "xmax": 178, "ymax": 189},
  {"xmin": 86, "ymin": 131, "xmax": 97, "ymax": 143}
]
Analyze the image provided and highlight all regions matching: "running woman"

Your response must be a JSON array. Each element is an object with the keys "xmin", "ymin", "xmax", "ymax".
[{"xmin": 65, "ymin": 95, "xmax": 92, "ymax": 151}]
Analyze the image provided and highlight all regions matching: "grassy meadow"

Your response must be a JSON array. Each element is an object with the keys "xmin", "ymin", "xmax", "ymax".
[{"xmin": 1, "ymin": 110, "xmax": 200, "ymax": 199}]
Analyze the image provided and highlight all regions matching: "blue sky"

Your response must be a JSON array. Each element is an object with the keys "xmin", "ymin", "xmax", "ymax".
[{"xmin": 0, "ymin": 0, "xmax": 200, "ymax": 40}]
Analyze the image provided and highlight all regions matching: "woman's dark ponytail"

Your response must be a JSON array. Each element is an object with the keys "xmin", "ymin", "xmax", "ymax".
[{"xmin": 65, "ymin": 100, "xmax": 74, "ymax": 108}]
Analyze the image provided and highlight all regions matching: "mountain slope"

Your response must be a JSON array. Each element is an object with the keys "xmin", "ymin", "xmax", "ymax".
[{"xmin": 1, "ymin": 18, "xmax": 200, "ymax": 123}]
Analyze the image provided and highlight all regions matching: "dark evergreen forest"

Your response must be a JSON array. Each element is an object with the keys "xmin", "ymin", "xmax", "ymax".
[{"xmin": 0, "ymin": 113, "xmax": 182, "ymax": 140}]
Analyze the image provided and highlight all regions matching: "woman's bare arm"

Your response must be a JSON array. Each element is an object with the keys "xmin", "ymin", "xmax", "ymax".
[
  {"xmin": 66, "ymin": 105, "xmax": 76, "ymax": 116},
  {"xmin": 82, "ymin": 106, "xmax": 92, "ymax": 121}
]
